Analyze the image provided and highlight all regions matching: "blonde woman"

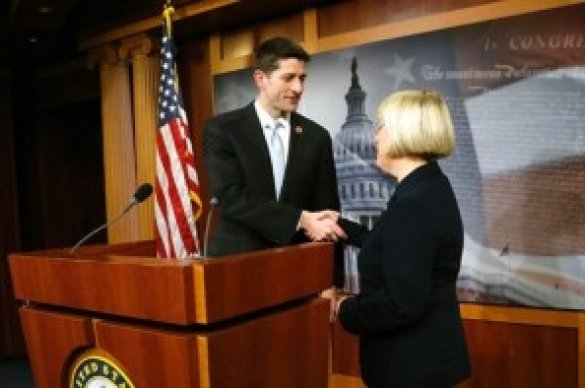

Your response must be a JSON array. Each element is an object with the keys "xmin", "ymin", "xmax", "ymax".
[{"xmin": 324, "ymin": 90, "xmax": 470, "ymax": 387}]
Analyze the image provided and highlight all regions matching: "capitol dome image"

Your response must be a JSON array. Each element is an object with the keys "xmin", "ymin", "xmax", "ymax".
[{"xmin": 333, "ymin": 57, "xmax": 395, "ymax": 292}]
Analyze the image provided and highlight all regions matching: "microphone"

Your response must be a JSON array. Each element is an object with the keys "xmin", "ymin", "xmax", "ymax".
[
  {"xmin": 133, "ymin": 183, "xmax": 153, "ymax": 204},
  {"xmin": 70, "ymin": 183, "xmax": 153, "ymax": 254},
  {"xmin": 203, "ymin": 196, "xmax": 219, "ymax": 259}
]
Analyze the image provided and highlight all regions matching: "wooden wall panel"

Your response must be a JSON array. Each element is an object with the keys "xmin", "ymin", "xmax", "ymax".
[
  {"xmin": 219, "ymin": 12, "xmax": 305, "ymax": 63},
  {"xmin": 35, "ymin": 103, "xmax": 105, "ymax": 249},
  {"xmin": 0, "ymin": 73, "xmax": 25, "ymax": 357},
  {"xmin": 219, "ymin": 12, "xmax": 305, "ymax": 61},
  {"xmin": 331, "ymin": 304, "xmax": 584, "ymax": 388},
  {"xmin": 35, "ymin": 62, "xmax": 100, "ymax": 108},
  {"xmin": 460, "ymin": 320, "xmax": 578, "ymax": 387},
  {"xmin": 11, "ymin": 64, "xmax": 105, "ymax": 252},
  {"xmin": 211, "ymin": 12, "xmax": 308, "ymax": 74},
  {"xmin": 316, "ymin": 0, "xmax": 585, "ymax": 53},
  {"xmin": 253, "ymin": 13, "xmax": 306, "ymax": 47},
  {"xmin": 209, "ymin": 0, "xmax": 584, "ymax": 75},
  {"xmin": 220, "ymin": 30, "xmax": 255, "ymax": 61},
  {"xmin": 317, "ymin": 0, "xmax": 495, "ymax": 38}
]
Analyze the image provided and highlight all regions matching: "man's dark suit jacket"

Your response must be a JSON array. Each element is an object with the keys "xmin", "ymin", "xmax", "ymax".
[
  {"xmin": 338, "ymin": 161, "xmax": 470, "ymax": 388},
  {"xmin": 203, "ymin": 103, "xmax": 342, "ymax": 284}
]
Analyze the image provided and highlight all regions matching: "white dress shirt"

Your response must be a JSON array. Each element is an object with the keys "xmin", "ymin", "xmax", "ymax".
[{"xmin": 254, "ymin": 99, "xmax": 291, "ymax": 163}]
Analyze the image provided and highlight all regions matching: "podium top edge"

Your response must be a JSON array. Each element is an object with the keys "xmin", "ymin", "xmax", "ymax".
[{"xmin": 9, "ymin": 240, "xmax": 333, "ymax": 267}]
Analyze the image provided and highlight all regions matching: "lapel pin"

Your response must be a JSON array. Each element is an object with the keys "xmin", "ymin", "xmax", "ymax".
[{"xmin": 295, "ymin": 126, "xmax": 303, "ymax": 134}]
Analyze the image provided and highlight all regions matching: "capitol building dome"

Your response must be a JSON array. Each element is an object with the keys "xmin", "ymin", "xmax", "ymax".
[{"xmin": 333, "ymin": 58, "xmax": 395, "ymax": 292}]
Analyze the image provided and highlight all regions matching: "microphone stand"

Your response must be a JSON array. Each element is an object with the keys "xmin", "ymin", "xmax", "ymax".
[
  {"xmin": 69, "ymin": 201, "xmax": 138, "ymax": 255},
  {"xmin": 203, "ymin": 197, "xmax": 218, "ymax": 259}
]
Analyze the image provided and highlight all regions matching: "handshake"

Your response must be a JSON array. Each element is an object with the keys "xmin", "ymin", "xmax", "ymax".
[{"xmin": 300, "ymin": 210, "xmax": 347, "ymax": 242}]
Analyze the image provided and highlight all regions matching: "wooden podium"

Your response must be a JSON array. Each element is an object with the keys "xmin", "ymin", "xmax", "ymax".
[{"xmin": 9, "ymin": 241, "xmax": 333, "ymax": 388}]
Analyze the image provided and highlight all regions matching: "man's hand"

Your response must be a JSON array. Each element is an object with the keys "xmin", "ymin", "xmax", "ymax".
[
  {"xmin": 300, "ymin": 210, "xmax": 346, "ymax": 242},
  {"xmin": 315, "ymin": 210, "xmax": 340, "ymax": 223}
]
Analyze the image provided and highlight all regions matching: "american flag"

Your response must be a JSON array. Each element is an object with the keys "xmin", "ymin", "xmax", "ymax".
[{"xmin": 155, "ymin": 11, "xmax": 201, "ymax": 258}]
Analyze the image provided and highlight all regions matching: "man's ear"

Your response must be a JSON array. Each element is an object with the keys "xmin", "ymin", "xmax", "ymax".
[{"xmin": 253, "ymin": 69, "xmax": 265, "ymax": 87}]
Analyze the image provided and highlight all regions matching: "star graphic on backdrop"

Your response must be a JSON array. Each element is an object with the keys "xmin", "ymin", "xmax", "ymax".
[{"xmin": 383, "ymin": 54, "xmax": 416, "ymax": 90}]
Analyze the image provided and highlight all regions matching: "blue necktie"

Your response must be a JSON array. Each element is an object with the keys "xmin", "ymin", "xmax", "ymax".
[{"xmin": 269, "ymin": 121, "xmax": 285, "ymax": 198}]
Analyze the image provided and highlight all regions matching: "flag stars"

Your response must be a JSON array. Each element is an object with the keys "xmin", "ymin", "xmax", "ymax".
[{"xmin": 157, "ymin": 30, "xmax": 185, "ymax": 126}]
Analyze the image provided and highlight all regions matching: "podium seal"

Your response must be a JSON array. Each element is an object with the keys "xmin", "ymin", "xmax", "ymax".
[{"xmin": 69, "ymin": 349, "xmax": 134, "ymax": 388}]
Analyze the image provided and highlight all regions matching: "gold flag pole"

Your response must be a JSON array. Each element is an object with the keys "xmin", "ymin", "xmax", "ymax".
[{"xmin": 163, "ymin": 2, "xmax": 175, "ymax": 36}]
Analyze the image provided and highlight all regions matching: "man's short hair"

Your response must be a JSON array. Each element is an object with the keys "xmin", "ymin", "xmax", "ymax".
[
  {"xmin": 376, "ymin": 90, "xmax": 456, "ymax": 160},
  {"xmin": 252, "ymin": 36, "xmax": 310, "ymax": 74}
]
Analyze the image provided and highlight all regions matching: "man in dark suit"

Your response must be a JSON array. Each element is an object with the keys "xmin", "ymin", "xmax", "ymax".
[{"xmin": 203, "ymin": 37, "xmax": 344, "ymax": 285}]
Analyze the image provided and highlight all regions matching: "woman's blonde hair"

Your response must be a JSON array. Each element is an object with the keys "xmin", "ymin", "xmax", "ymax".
[{"xmin": 376, "ymin": 90, "xmax": 455, "ymax": 160}]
